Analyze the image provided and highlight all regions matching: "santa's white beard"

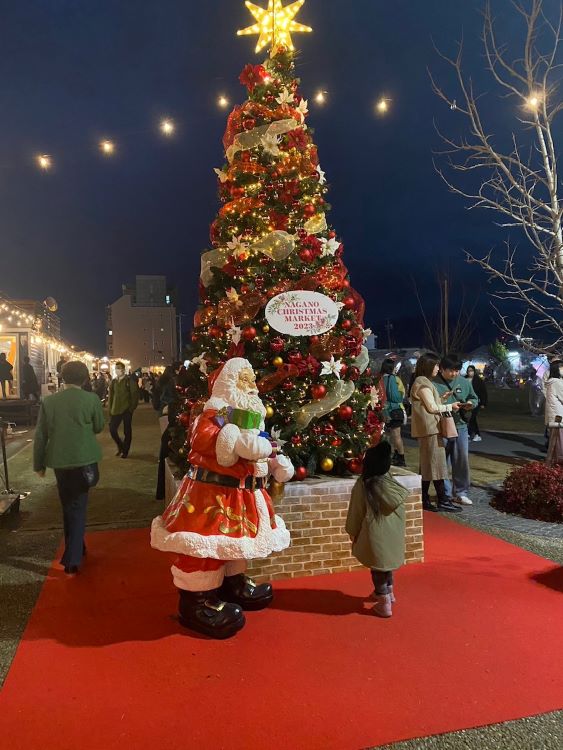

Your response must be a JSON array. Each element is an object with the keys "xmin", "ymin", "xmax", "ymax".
[{"xmin": 227, "ymin": 387, "xmax": 267, "ymax": 418}]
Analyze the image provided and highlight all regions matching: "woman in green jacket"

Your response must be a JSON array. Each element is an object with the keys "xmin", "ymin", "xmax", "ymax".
[
  {"xmin": 346, "ymin": 442, "xmax": 409, "ymax": 618},
  {"xmin": 34, "ymin": 361, "xmax": 104, "ymax": 574}
]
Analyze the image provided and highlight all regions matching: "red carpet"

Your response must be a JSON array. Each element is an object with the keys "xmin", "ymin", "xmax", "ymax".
[{"xmin": 1, "ymin": 515, "xmax": 562, "ymax": 750}]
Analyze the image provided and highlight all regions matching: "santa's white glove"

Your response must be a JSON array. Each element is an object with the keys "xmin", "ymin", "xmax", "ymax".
[
  {"xmin": 268, "ymin": 454, "xmax": 295, "ymax": 483},
  {"xmin": 216, "ymin": 424, "xmax": 273, "ymax": 467}
]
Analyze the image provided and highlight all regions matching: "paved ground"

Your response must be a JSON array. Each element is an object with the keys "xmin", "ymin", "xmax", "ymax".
[{"xmin": 1, "ymin": 405, "xmax": 562, "ymax": 749}]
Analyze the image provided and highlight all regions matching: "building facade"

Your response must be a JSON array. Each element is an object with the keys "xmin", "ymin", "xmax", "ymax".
[{"xmin": 106, "ymin": 276, "xmax": 177, "ymax": 370}]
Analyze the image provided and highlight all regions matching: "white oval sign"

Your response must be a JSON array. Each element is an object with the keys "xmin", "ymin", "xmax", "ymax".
[{"xmin": 265, "ymin": 290, "xmax": 340, "ymax": 337}]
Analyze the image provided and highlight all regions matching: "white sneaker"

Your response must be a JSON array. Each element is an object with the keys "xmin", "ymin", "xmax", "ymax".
[
  {"xmin": 472, "ymin": 435, "xmax": 482, "ymax": 442},
  {"xmin": 454, "ymin": 495, "xmax": 473, "ymax": 505}
]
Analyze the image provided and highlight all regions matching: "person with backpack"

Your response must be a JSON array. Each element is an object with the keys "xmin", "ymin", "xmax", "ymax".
[
  {"xmin": 379, "ymin": 358, "xmax": 406, "ymax": 467},
  {"xmin": 108, "ymin": 362, "xmax": 139, "ymax": 459},
  {"xmin": 346, "ymin": 442, "xmax": 409, "ymax": 618}
]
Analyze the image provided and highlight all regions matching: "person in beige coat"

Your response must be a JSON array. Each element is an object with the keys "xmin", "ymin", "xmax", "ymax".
[
  {"xmin": 346, "ymin": 442, "xmax": 409, "ymax": 618},
  {"xmin": 410, "ymin": 352, "xmax": 462, "ymax": 513}
]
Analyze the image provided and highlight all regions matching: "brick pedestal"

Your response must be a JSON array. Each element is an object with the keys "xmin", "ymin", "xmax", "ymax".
[{"xmin": 164, "ymin": 462, "xmax": 423, "ymax": 582}]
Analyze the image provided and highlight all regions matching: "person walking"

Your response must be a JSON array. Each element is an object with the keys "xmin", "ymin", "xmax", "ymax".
[
  {"xmin": 410, "ymin": 352, "xmax": 462, "ymax": 513},
  {"xmin": 21, "ymin": 356, "xmax": 40, "ymax": 401},
  {"xmin": 346, "ymin": 441, "xmax": 409, "ymax": 618},
  {"xmin": 33, "ymin": 361, "xmax": 104, "ymax": 574},
  {"xmin": 545, "ymin": 359, "xmax": 563, "ymax": 466},
  {"xmin": 0, "ymin": 352, "xmax": 14, "ymax": 399},
  {"xmin": 434, "ymin": 355, "xmax": 478, "ymax": 506},
  {"xmin": 466, "ymin": 365, "xmax": 488, "ymax": 441},
  {"xmin": 379, "ymin": 358, "xmax": 407, "ymax": 467},
  {"xmin": 108, "ymin": 362, "xmax": 139, "ymax": 459}
]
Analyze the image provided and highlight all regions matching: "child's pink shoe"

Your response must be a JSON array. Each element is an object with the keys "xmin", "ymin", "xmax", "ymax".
[{"xmin": 372, "ymin": 594, "xmax": 392, "ymax": 618}]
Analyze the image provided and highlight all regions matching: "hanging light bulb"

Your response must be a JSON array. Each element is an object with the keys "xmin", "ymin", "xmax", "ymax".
[
  {"xmin": 375, "ymin": 97, "xmax": 390, "ymax": 115},
  {"xmin": 314, "ymin": 90, "xmax": 327, "ymax": 105},
  {"xmin": 160, "ymin": 118, "xmax": 175, "ymax": 136},
  {"xmin": 217, "ymin": 95, "xmax": 230, "ymax": 109},
  {"xmin": 37, "ymin": 154, "xmax": 52, "ymax": 170},
  {"xmin": 100, "ymin": 140, "xmax": 115, "ymax": 155},
  {"xmin": 526, "ymin": 92, "xmax": 542, "ymax": 111}
]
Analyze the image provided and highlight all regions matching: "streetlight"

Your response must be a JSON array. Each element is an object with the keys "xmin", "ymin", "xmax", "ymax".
[{"xmin": 160, "ymin": 118, "xmax": 175, "ymax": 136}]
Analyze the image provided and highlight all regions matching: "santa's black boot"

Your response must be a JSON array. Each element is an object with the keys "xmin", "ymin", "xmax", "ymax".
[
  {"xmin": 178, "ymin": 589, "xmax": 245, "ymax": 639},
  {"xmin": 219, "ymin": 574, "xmax": 274, "ymax": 611}
]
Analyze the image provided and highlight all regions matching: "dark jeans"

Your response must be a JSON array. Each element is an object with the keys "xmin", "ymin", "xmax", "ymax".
[
  {"xmin": 468, "ymin": 405, "xmax": 481, "ymax": 437},
  {"xmin": 55, "ymin": 468, "xmax": 90, "ymax": 568},
  {"xmin": 109, "ymin": 411, "xmax": 133, "ymax": 455},
  {"xmin": 0, "ymin": 379, "xmax": 10, "ymax": 398},
  {"xmin": 371, "ymin": 569, "xmax": 394, "ymax": 595}
]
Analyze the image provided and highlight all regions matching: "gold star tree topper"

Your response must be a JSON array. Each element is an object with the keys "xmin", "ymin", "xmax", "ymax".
[{"xmin": 237, "ymin": 0, "xmax": 313, "ymax": 54}]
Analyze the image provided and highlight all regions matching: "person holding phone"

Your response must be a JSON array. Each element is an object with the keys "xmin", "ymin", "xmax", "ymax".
[{"xmin": 434, "ymin": 355, "xmax": 478, "ymax": 506}]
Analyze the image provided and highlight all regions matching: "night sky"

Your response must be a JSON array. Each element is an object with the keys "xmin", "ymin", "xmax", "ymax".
[{"xmin": 0, "ymin": 0, "xmax": 543, "ymax": 354}]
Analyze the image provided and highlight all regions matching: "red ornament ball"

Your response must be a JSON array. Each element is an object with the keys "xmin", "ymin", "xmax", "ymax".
[
  {"xmin": 231, "ymin": 186, "xmax": 245, "ymax": 199},
  {"xmin": 330, "ymin": 437, "xmax": 343, "ymax": 447},
  {"xmin": 178, "ymin": 412, "xmax": 190, "ymax": 428},
  {"xmin": 299, "ymin": 248, "xmax": 313, "ymax": 263},
  {"xmin": 303, "ymin": 203, "xmax": 316, "ymax": 218},
  {"xmin": 309, "ymin": 335, "xmax": 320, "ymax": 345},
  {"xmin": 243, "ymin": 118, "xmax": 256, "ymax": 130},
  {"xmin": 191, "ymin": 334, "xmax": 199, "ymax": 343},
  {"xmin": 342, "ymin": 279, "xmax": 351, "ymax": 288},
  {"xmin": 310, "ymin": 384, "xmax": 327, "ymax": 400},
  {"xmin": 348, "ymin": 458, "xmax": 363, "ymax": 474},
  {"xmin": 270, "ymin": 337, "xmax": 285, "ymax": 353},
  {"xmin": 281, "ymin": 379, "xmax": 294, "ymax": 391},
  {"xmin": 242, "ymin": 326, "xmax": 257, "ymax": 341},
  {"xmin": 294, "ymin": 467, "xmax": 307, "ymax": 481},
  {"xmin": 338, "ymin": 405, "xmax": 354, "ymax": 421},
  {"xmin": 348, "ymin": 366, "xmax": 360, "ymax": 382},
  {"xmin": 343, "ymin": 296, "xmax": 355, "ymax": 310},
  {"xmin": 321, "ymin": 423, "xmax": 336, "ymax": 435},
  {"xmin": 341, "ymin": 319, "xmax": 352, "ymax": 331},
  {"xmin": 291, "ymin": 435, "xmax": 303, "ymax": 446},
  {"xmin": 209, "ymin": 325, "xmax": 223, "ymax": 339}
]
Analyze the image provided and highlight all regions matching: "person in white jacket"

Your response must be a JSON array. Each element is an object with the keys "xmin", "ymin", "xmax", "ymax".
[{"xmin": 545, "ymin": 359, "xmax": 563, "ymax": 466}]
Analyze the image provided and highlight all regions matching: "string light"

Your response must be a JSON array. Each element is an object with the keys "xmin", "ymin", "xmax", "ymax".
[
  {"xmin": 37, "ymin": 154, "xmax": 52, "ymax": 170},
  {"xmin": 100, "ymin": 140, "xmax": 115, "ymax": 155},
  {"xmin": 314, "ymin": 90, "xmax": 327, "ymax": 105},
  {"xmin": 237, "ymin": 0, "xmax": 313, "ymax": 53},
  {"xmin": 160, "ymin": 118, "xmax": 175, "ymax": 136},
  {"xmin": 526, "ymin": 93, "xmax": 542, "ymax": 111},
  {"xmin": 217, "ymin": 95, "xmax": 230, "ymax": 109},
  {"xmin": 375, "ymin": 97, "xmax": 390, "ymax": 115}
]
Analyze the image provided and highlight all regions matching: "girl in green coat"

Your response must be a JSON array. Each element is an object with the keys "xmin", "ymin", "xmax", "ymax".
[{"xmin": 346, "ymin": 442, "xmax": 409, "ymax": 618}]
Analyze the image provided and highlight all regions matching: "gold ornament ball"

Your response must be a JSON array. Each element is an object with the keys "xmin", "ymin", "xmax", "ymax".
[
  {"xmin": 272, "ymin": 356, "xmax": 284, "ymax": 367},
  {"xmin": 262, "ymin": 324, "xmax": 270, "ymax": 333},
  {"xmin": 320, "ymin": 457, "xmax": 334, "ymax": 472},
  {"xmin": 265, "ymin": 405, "xmax": 275, "ymax": 419}
]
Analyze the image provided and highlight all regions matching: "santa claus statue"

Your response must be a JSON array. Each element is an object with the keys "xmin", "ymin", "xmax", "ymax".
[{"xmin": 151, "ymin": 357, "xmax": 294, "ymax": 639}]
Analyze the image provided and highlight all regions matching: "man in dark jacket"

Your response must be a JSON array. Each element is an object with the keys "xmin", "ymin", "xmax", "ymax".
[
  {"xmin": 108, "ymin": 362, "xmax": 139, "ymax": 459},
  {"xmin": 22, "ymin": 356, "xmax": 40, "ymax": 400}
]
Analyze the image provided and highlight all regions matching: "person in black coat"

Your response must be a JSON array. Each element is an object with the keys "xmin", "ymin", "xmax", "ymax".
[
  {"xmin": 22, "ymin": 356, "xmax": 40, "ymax": 400},
  {"xmin": 466, "ymin": 366, "xmax": 488, "ymax": 441},
  {"xmin": 0, "ymin": 352, "xmax": 14, "ymax": 399}
]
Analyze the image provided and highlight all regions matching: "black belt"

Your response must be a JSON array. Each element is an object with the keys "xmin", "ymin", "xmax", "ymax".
[{"xmin": 188, "ymin": 467, "xmax": 267, "ymax": 490}]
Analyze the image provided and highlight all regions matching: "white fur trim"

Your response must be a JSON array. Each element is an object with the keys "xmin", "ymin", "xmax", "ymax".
[
  {"xmin": 216, "ymin": 423, "xmax": 241, "ymax": 467},
  {"xmin": 224, "ymin": 560, "xmax": 247, "ymax": 577},
  {"xmin": 269, "ymin": 455, "xmax": 295, "ymax": 483},
  {"xmin": 235, "ymin": 432, "xmax": 273, "ymax": 461},
  {"xmin": 151, "ymin": 490, "xmax": 291, "ymax": 560},
  {"xmin": 172, "ymin": 566, "xmax": 225, "ymax": 592}
]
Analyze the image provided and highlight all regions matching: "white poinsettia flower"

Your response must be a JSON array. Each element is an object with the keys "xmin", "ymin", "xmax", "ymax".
[
  {"xmin": 227, "ymin": 322, "xmax": 243, "ymax": 345},
  {"xmin": 316, "ymin": 165, "xmax": 327, "ymax": 185},
  {"xmin": 214, "ymin": 168, "xmax": 228, "ymax": 183},
  {"xmin": 276, "ymin": 87, "xmax": 295, "ymax": 106},
  {"xmin": 362, "ymin": 328, "xmax": 373, "ymax": 342},
  {"xmin": 270, "ymin": 427, "xmax": 287, "ymax": 447},
  {"xmin": 227, "ymin": 235, "xmax": 249, "ymax": 253},
  {"xmin": 320, "ymin": 356, "xmax": 344, "ymax": 379},
  {"xmin": 191, "ymin": 354, "xmax": 208, "ymax": 375},
  {"xmin": 225, "ymin": 288, "xmax": 243, "ymax": 307},
  {"xmin": 296, "ymin": 98, "xmax": 309, "ymax": 121},
  {"xmin": 370, "ymin": 386, "xmax": 380, "ymax": 409},
  {"xmin": 261, "ymin": 132, "xmax": 282, "ymax": 157},
  {"xmin": 320, "ymin": 237, "xmax": 340, "ymax": 257}
]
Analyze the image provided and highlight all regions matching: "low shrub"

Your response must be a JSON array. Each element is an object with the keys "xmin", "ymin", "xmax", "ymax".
[{"xmin": 491, "ymin": 461, "xmax": 563, "ymax": 523}]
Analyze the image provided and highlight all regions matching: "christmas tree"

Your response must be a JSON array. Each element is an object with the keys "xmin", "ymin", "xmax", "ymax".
[{"xmin": 173, "ymin": 1, "xmax": 383, "ymax": 479}]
